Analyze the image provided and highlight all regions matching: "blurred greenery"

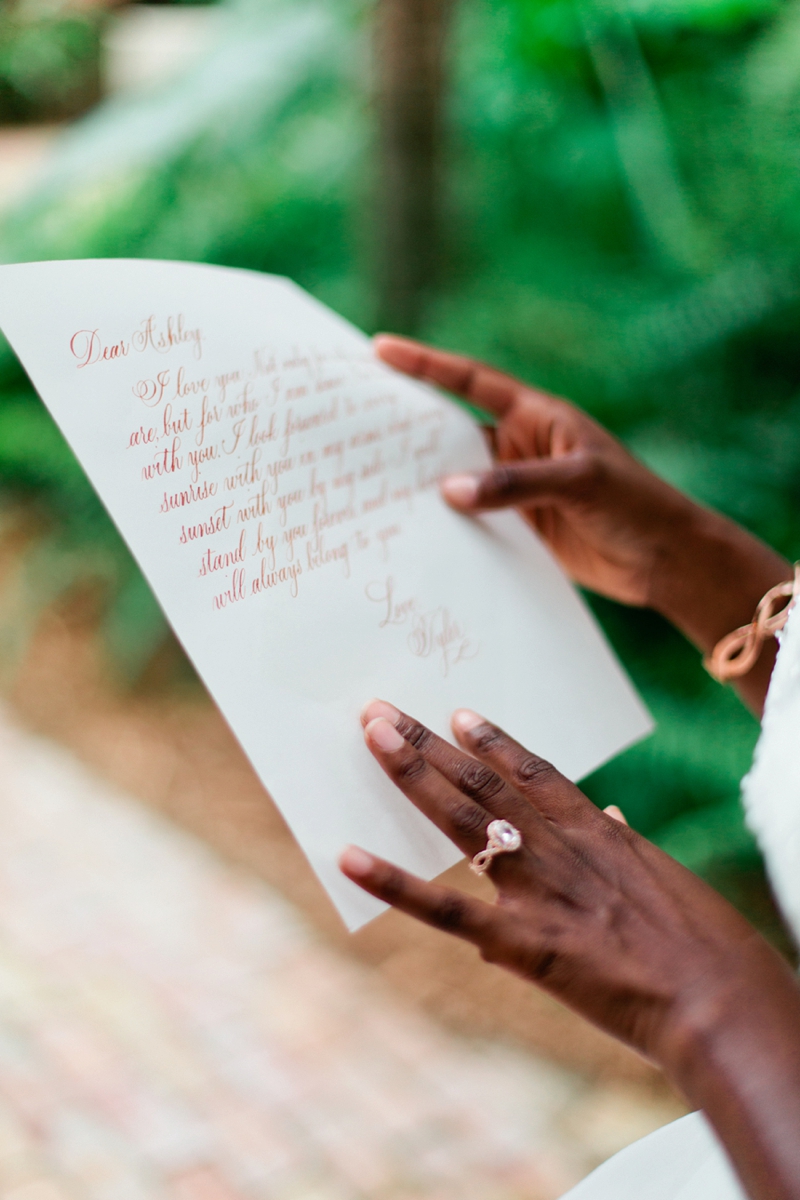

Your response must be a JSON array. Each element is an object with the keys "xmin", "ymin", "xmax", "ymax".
[
  {"xmin": 0, "ymin": 5, "xmax": 102, "ymax": 123},
  {"xmin": 0, "ymin": 0, "xmax": 797, "ymax": 927}
]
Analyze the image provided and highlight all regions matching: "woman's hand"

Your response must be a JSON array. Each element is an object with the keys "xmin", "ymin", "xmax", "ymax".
[
  {"xmin": 341, "ymin": 701, "xmax": 800, "ymax": 1200},
  {"xmin": 377, "ymin": 334, "xmax": 693, "ymax": 608},
  {"xmin": 341, "ymin": 700, "xmax": 779, "ymax": 1061},
  {"xmin": 375, "ymin": 336, "xmax": 791, "ymax": 713}
]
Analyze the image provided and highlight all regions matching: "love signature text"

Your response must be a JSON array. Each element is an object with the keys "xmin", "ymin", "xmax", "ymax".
[{"xmin": 366, "ymin": 576, "xmax": 478, "ymax": 675}]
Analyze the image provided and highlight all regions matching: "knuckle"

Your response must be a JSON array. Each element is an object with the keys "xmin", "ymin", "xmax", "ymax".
[
  {"xmin": 517, "ymin": 387, "xmax": 549, "ymax": 417},
  {"xmin": 485, "ymin": 464, "xmax": 519, "ymax": 500},
  {"xmin": 399, "ymin": 719, "xmax": 434, "ymax": 753},
  {"xmin": 527, "ymin": 949, "xmax": 559, "ymax": 981},
  {"xmin": 450, "ymin": 800, "xmax": 488, "ymax": 840},
  {"xmin": 602, "ymin": 814, "xmax": 632, "ymax": 844},
  {"xmin": 599, "ymin": 896, "xmax": 627, "ymax": 932},
  {"xmin": 457, "ymin": 761, "xmax": 505, "ymax": 803},
  {"xmin": 568, "ymin": 449, "xmax": 605, "ymax": 496},
  {"xmin": 514, "ymin": 753, "xmax": 557, "ymax": 789},
  {"xmin": 507, "ymin": 934, "xmax": 561, "ymax": 981},
  {"xmin": 480, "ymin": 920, "xmax": 562, "ymax": 979},
  {"xmin": 429, "ymin": 893, "xmax": 469, "ymax": 932},
  {"xmin": 460, "ymin": 363, "xmax": 480, "ymax": 395},
  {"xmin": 394, "ymin": 752, "xmax": 428, "ymax": 786},
  {"xmin": 469, "ymin": 723, "xmax": 505, "ymax": 755},
  {"xmin": 376, "ymin": 864, "xmax": 408, "ymax": 904}
]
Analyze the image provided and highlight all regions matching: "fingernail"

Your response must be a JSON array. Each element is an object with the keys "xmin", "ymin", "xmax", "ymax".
[
  {"xmin": 373, "ymin": 334, "xmax": 406, "ymax": 362},
  {"xmin": 360, "ymin": 698, "xmax": 401, "ymax": 727},
  {"xmin": 604, "ymin": 804, "xmax": 629, "ymax": 826},
  {"xmin": 339, "ymin": 845, "xmax": 376, "ymax": 878},
  {"xmin": 440, "ymin": 474, "xmax": 479, "ymax": 508},
  {"xmin": 365, "ymin": 717, "xmax": 405, "ymax": 752},
  {"xmin": 452, "ymin": 709, "xmax": 485, "ymax": 734}
]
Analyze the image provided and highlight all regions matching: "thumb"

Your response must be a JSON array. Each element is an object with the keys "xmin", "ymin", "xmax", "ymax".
[{"xmin": 440, "ymin": 452, "xmax": 597, "ymax": 512}]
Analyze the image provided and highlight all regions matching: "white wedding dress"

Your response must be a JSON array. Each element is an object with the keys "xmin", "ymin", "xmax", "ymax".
[{"xmin": 561, "ymin": 599, "xmax": 800, "ymax": 1200}]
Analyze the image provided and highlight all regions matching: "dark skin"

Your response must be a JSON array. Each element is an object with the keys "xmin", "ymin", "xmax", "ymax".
[
  {"xmin": 339, "ymin": 337, "xmax": 800, "ymax": 1200},
  {"xmin": 372, "ymin": 335, "xmax": 791, "ymax": 716}
]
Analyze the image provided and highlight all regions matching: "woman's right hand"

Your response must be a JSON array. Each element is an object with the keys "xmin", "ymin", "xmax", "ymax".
[{"xmin": 375, "ymin": 335, "xmax": 791, "ymax": 713}]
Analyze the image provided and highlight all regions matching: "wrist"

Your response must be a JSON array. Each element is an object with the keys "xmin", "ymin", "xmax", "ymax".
[
  {"xmin": 648, "ymin": 502, "xmax": 791, "ymax": 648},
  {"xmin": 644, "ymin": 497, "xmax": 791, "ymax": 713},
  {"xmin": 655, "ymin": 945, "xmax": 800, "ymax": 1199},
  {"xmin": 656, "ymin": 939, "xmax": 800, "ymax": 1094},
  {"xmin": 656, "ymin": 950, "xmax": 764, "ymax": 1082}
]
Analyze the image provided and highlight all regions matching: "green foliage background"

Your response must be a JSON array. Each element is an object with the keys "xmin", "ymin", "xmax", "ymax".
[{"xmin": 0, "ymin": 0, "xmax": 798, "ymax": 928}]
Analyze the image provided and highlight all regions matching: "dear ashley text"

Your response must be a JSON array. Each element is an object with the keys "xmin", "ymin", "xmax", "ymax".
[{"xmin": 70, "ymin": 314, "xmax": 204, "ymax": 368}]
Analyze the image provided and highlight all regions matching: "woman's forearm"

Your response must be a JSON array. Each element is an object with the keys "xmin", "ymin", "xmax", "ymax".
[
  {"xmin": 648, "ymin": 499, "xmax": 792, "ymax": 714},
  {"xmin": 662, "ymin": 947, "xmax": 800, "ymax": 1200}
]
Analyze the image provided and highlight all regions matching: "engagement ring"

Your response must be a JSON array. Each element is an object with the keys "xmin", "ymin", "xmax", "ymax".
[{"xmin": 470, "ymin": 819, "xmax": 522, "ymax": 875}]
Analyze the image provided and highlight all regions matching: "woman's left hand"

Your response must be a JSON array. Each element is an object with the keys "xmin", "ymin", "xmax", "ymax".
[
  {"xmin": 339, "ymin": 701, "xmax": 800, "ymax": 1081},
  {"xmin": 342, "ymin": 704, "xmax": 800, "ymax": 1199}
]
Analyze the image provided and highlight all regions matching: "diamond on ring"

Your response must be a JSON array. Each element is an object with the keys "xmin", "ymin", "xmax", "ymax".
[{"xmin": 470, "ymin": 818, "xmax": 522, "ymax": 875}]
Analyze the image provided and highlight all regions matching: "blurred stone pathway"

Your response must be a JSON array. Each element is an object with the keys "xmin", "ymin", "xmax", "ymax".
[
  {"xmin": 0, "ymin": 710, "xmax": 677, "ymax": 1200},
  {"xmin": 0, "ymin": 129, "xmax": 59, "ymax": 213}
]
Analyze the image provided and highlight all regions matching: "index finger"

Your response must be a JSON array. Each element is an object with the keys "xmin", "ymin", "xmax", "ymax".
[{"xmin": 373, "ymin": 334, "xmax": 520, "ymax": 418}]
